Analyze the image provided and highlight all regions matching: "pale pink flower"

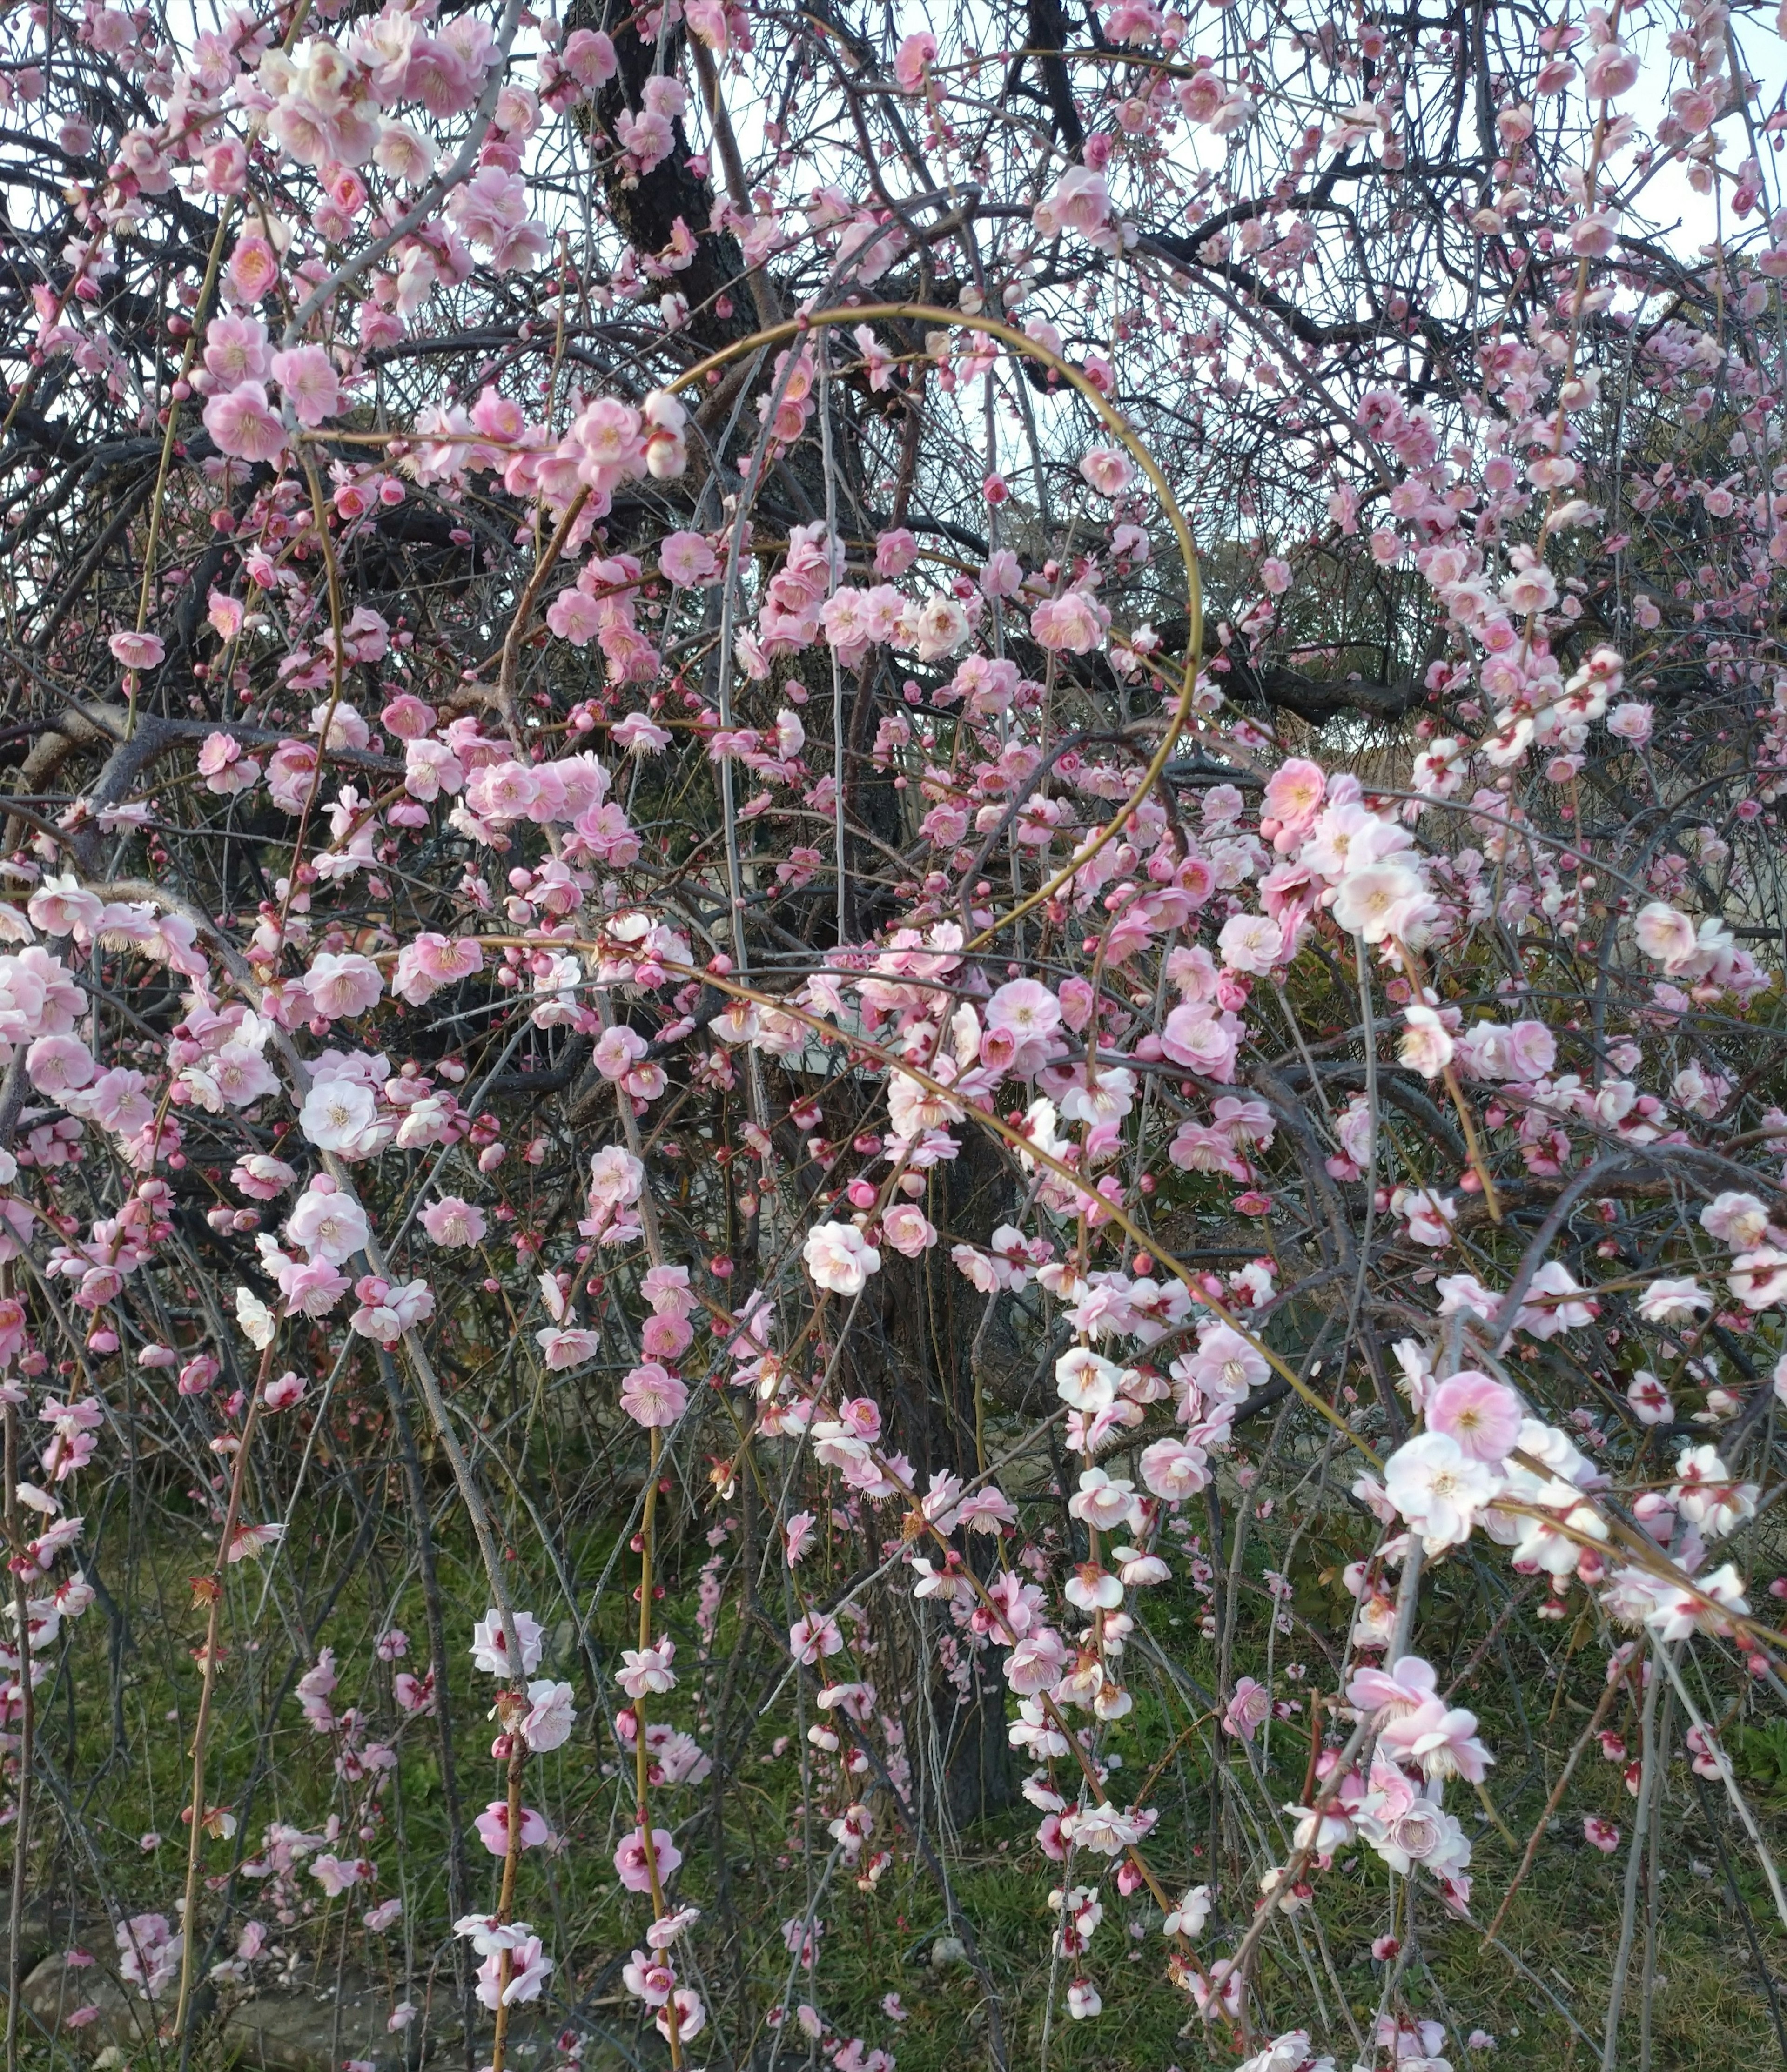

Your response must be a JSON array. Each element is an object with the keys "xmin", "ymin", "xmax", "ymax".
[
  {"xmin": 470, "ymin": 1608, "xmax": 544, "ymax": 1677},
  {"xmin": 203, "ymin": 381, "xmax": 287, "ymax": 460},
  {"xmin": 1637, "ymin": 1276, "xmax": 1709, "ymax": 1323},
  {"xmin": 269, "ymin": 345, "xmax": 341, "ymax": 426},
  {"xmin": 266, "ymin": 1371, "xmax": 307, "ymax": 1411},
  {"xmin": 421, "ymin": 1196, "xmax": 486, "ymax": 1248},
  {"xmin": 980, "ymin": 549, "xmax": 1022, "ymax": 598},
  {"xmin": 656, "ymin": 1990, "xmax": 705, "ymax": 2043},
  {"xmin": 617, "ymin": 1640, "xmax": 676, "ymax": 1698},
  {"xmin": 196, "ymin": 732, "xmax": 259, "ymax": 795},
  {"xmin": 789, "ymin": 1612, "xmax": 844, "ymax": 1664},
  {"xmin": 474, "ymin": 1801, "xmax": 552, "ymax": 1856},
  {"xmin": 1425, "ymin": 1372, "xmax": 1521, "ymax": 1462},
  {"xmin": 986, "ymin": 978, "xmax": 1061, "ymax": 1040},
  {"xmin": 1034, "ymin": 165, "xmax": 1110, "ymax": 239},
  {"xmin": 392, "ymin": 932, "xmax": 483, "ymax": 1004},
  {"xmin": 893, "ymin": 30, "xmax": 935, "ymax": 91},
  {"xmin": 310, "ymin": 1853, "xmax": 365, "ymax": 1897},
  {"xmin": 536, "ymin": 1326, "xmax": 601, "ymax": 1370},
  {"xmin": 202, "ymin": 314, "xmax": 268, "ymax": 386},
  {"xmin": 1263, "ymin": 757, "xmax": 1324, "ymax": 830},
  {"xmin": 1701, "ymin": 1192, "xmax": 1770, "ymax": 1248},
  {"xmin": 873, "ymin": 526, "xmax": 918, "ymax": 575},
  {"xmin": 1729, "ymin": 1247, "xmax": 1787, "ymax": 1310},
  {"xmin": 1332, "ymin": 862, "xmax": 1425, "ymax": 942},
  {"xmin": 1381, "ymin": 1697, "xmax": 1494, "ymax": 1782},
  {"xmin": 1222, "ymin": 1677, "xmax": 1269, "ymax": 1741},
  {"xmin": 298, "ymin": 1077, "xmax": 378, "ymax": 1152},
  {"xmin": 546, "ymin": 590, "xmax": 601, "ymax": 644},
  {"xmin": 1627, "ymin": 1372, "xmax": 1672, "ymax": 1424},
  {"xmin": 640, "ymin": 1311, "xmax": 692, "ymax": 1361},
  {"xmin": 1383, "ymin": 1432, "xmax": 1497, "ymax": 1549},
  {"xmin": 1398, "ymin": 1004, "xmax": 1455, "ymax": 1078},
  {"xmin": 1078, "ymin": 446, "xmax": 1134, "ymax": 496},
  {"xmin": 804, "ymin": 1221, "xmax": 880, "ymax": 1295},
  {"xmin": 1348, "ymin": 1655, "xmax": 1439, "ymax": 1718},
  {"xmin": 593, "ymin": 1025, "xmax": 648, "ymax": 1080},
  {"xmin": 1569, "ymin": 209, "xmax": 1619, "ymax": 258},
  {"xmin": 402, "ymin": 738, "xmax": 465, "ymax": 803},
  {"xmin": 1584, "ymin": 41, "xmax": 1638, "ymax": 97},
  {"xmin": 1139, "ymin": 1435, "xmax": 1211, "ymax": 1500},
  {"xmin": 1005, "ymin": 1626, "xmax": 1068, "ymax": 1696},
  {"xmin": 26, "ymin": 1033, "xmax": 94, "ymax": 1094},
  {"xmin": 619, "ymin": 1361, "xmax": 688, "ymax": 1428},
  {"xmin": 1506, "ymin": 1020, "xmax": 1556, "ymax": 1078},
  {"xmin": 1217, "ymin": 912, "xmax": 1283, "ymax": 976},
  {"xmin": 614, "ymin": 1826, "xmax": 681, "ymax": 1893},
  {"xmin": 107, "ymin": 629, "xmax": 164, "ymax": 671},
  {"xmin": 1633, "ymin": 902, "xmax": 1696, "ymax": 966},
  {"xmin": 475, "ymin": 1934, "xmax": 552, "ymax": 2009},
  {"xmin": 658, "ymin": 530, "xmax": 719, "ymax": 586},
  {"xmin": 880, "ymin": 1204, "xmax": 936, "ymax": 1258},
  {"xmin": 227, "ymin": 1521, "xmax": 286, "ymax": 1562},
  {"xmin": 1030, "ymin": 592, "xmax": 1104, "ymax": 654},
  {"xmin": 1066, "ymin": 1979, "xmax": 1101, "ymax": 2020},
  {"xmin": 305, "ymin": 951, "xmax": 383, "ymax": 1020},
  {"xmin": 613, "ymin": 712, "xmax": 672, "ymax": 752},
  {"xmin": 284, "ymin": 1181, "xmax": 369, "ymax": 1263}
]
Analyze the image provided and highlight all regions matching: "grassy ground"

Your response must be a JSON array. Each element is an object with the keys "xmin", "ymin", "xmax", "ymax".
[{"xmin": 7, "ymin": 1494, "xmax": 1785, "ymax": 2072}]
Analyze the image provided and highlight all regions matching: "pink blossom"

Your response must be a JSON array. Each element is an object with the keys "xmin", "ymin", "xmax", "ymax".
[
  {"xmin": 305, "ymin": 951, "xmax": 383, "ymax": 1021},
  {"xmin": 656, "ymin": 1990, "xmax": 705, "ymax": 2043},
  {"xmin": 659, "ymin": 530, "xmax": 719, "ymax": 586},
  {"xmin": 617, "ymin": 1640, "xmax": 676, "ymax": 1699},
  {"xmin": 893, "ymin": 31, "xmax": 935, "ymax": 92},
  {"xmin": 392, "ymin": 932, "xmax": 483, "ymax": 1004},
  {"xmin": 1079, "ymin": 447, "xmax": 1134, "ymax": 496},
  {"xmin": 789, "ymin": 1612, "xmax": 845, "ymax": 1665},
  {"xmin": 1584, "ymin": 41, "xmax": 1638, "ymax": 98},
  {"xmin": 640, "ymin": 1311, "xmax": 692, "ymax": 1361},
  {"xmin": 203, "ymin": 314, "xmax": 268, "ymax": 386},
  {"xmin": 470, "ymin": 1609, "xmax": 544, "ymax": 1677},
  {"xmin": 804, "ymin": 1221, "xmax": 880, "ymax": 1295},
  {"xmin": 1425, "ymin": 1372, "xmax": 1522, "ymax": 1462},
  {"xmin": 873, "ymin": 526, "xmax": 918, "ymax": 575},
  {"xmin": 1005, "ymin": 1626, "xmax": 1068, "ymax": 1696},
  {"xmin": 1034, "ymin": 165, "xmax": 1110, "ymax": 239},
  {"xmin": 1262, "ymin": 756, "xmax": 1324, "ymax": 831},
  {"xmin": 107, "ymin": 630, "xmax": 164, "ymax": 671},
  {"xmin": 269, "ymin": 345, "xmax": 341, "ymax": 427},
  {"xmin": 1030, "ymin": 592, "xmax": 1105, "ymax": 654},
  {"xmin": 619, "ymin": 1361, "xmax": 688, "ymax": 1428},
  {"xmin": 1222, "ymin": 1677, "xmax": 1269, "ymax": 1741},
  {"xmin": 614, "ymin": 1826, "xmax": 682, "ymax": 1893},
  {"xmin": 546, "ymin": 589, "xmax": 602, "ymax": 644},
  {"xmin": 475, "ymin": 1933, "xmax": 553, "ymax": 2009},
  {"xmin": 473, "ymin": 1801, "xmax": 552, "ymax": 1856},
  {"xmin": 203, "ymin": 382, "xmax": 287, "ymax": 461},
  {"xmin": 420, "ymin": 1195, "xmax": 486, "ymax": 1247},
  {"xmin": 880, "ymin": 1204, "xmax": 936, "ymax": 1257}
]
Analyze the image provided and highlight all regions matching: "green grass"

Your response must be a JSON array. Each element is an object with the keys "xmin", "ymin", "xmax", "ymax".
[{"xmin": 7, "ymin": 1492, "xmax": 1786, "ymax": 2072}]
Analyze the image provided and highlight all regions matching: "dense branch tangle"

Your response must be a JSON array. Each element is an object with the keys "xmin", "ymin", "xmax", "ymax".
[{"xmin": 0, "ymin": 1, "xmax": 1784, "ymax": 2071}]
